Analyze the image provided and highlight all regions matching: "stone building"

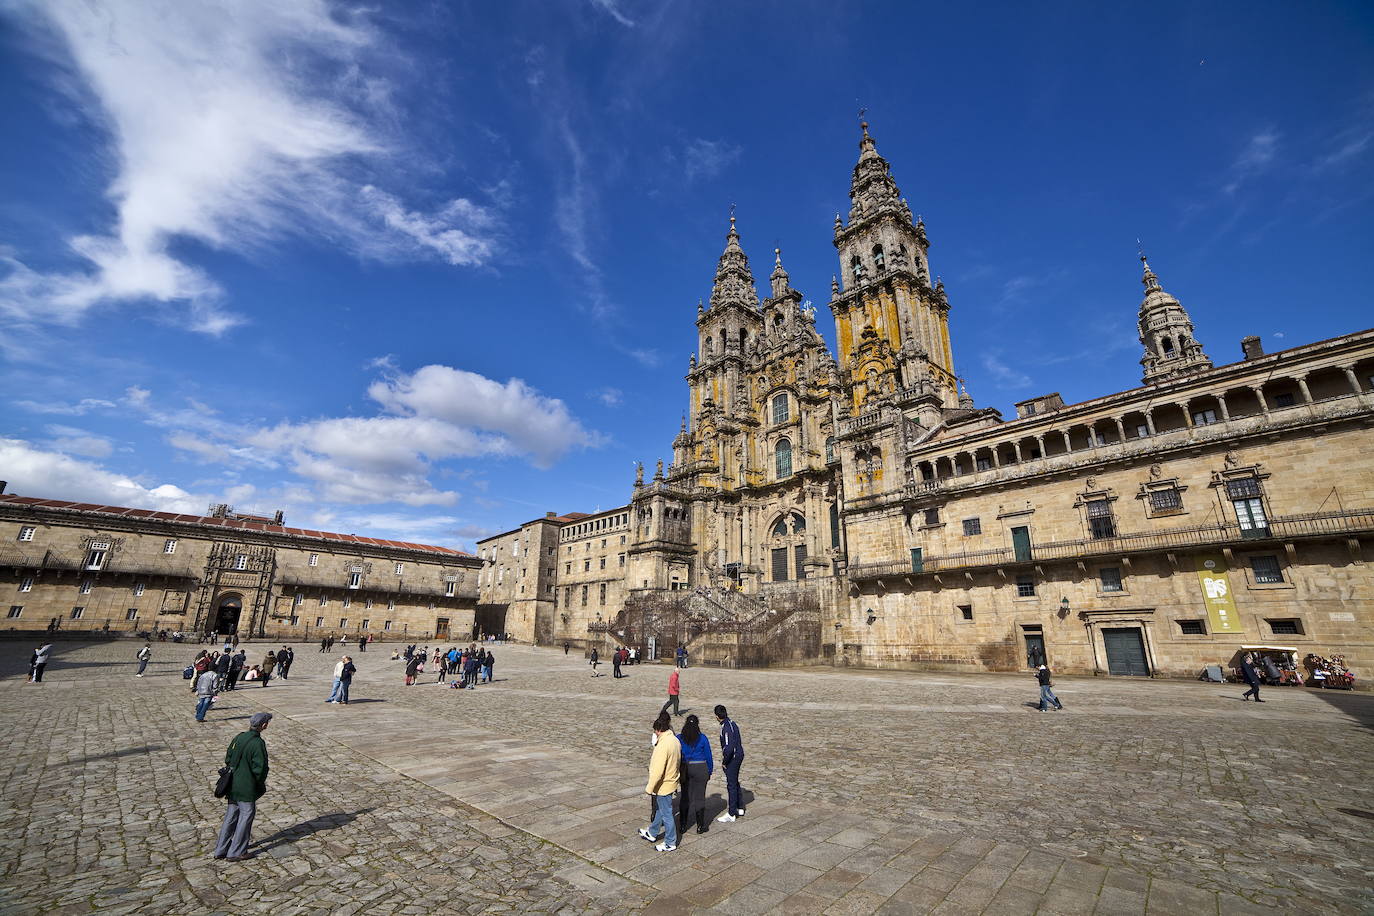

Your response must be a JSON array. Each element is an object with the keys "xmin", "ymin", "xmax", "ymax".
[
  {"xmin": 479, "ymin": 120, "xmax": 1374, "ymax": 680},
  {"xmin": 1, "ymin": 494, "xmax": 480, "ymax": 641}
]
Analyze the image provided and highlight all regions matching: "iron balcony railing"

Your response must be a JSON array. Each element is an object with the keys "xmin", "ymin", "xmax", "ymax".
[
  {"xmin": 0, "ymin": 549, "xmax": 198, "ymax": 580},
  {"xmin": 847, "ymin": 507, "xmax": 1374, "ymax": 581},
  {"xmin": 275, "ymin": 571, "xmax": 464, "ymax": 601}
]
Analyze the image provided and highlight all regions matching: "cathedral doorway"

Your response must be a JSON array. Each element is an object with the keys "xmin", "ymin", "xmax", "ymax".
[
  {"xmin": 768, "ymin": 512, "xmax": 808, "ymax": 582},
  {"xmin": 214, "ymin": 594, "xmax": 243, "ymax": 635}
]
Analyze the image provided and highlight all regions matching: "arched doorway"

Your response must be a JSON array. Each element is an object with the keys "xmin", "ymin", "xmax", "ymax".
[{"xmin": 214, "ymin": 594, "xmax": 243, "ymax": 635}]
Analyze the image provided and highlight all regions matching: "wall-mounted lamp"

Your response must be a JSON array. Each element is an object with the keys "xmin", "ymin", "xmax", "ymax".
[
  {"xmin": 833, "ymin": 621, "xmax": 843, "ymax": 629},
  {"xmin": 1059, "ymin": 597, "xmax": 1071, "ymax": 617},
  {"xmin": 865, "ymin": 608, "xmax": 879, "ymax": 625}
]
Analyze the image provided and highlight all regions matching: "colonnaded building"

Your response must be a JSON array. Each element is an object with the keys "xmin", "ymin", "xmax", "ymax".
[
  {"xmin": 0, "ymin": 496, "xmax": 480, "ymax": 641},
  {"xmin": 475, "ymin": 122, "xmax": 1374, "ymax": 680}
]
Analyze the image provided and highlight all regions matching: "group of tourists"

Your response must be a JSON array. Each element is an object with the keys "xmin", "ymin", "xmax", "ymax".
[
  {"xmin": 640, "ymin": 704, "xmax": 746, "ymax": 852},
  {"xmin": 397, "ymin": 644, "xmax": 496, "ymax": 688},
  {"xmin": 319, "ymin": 634, "xmax": 370, "ymax": 653}
]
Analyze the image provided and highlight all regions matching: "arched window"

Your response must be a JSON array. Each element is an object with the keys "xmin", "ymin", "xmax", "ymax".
[
  {"xmin": 704, "ymin": 336, "xmax": 713, "ymax": 356},
  {"xmin": 775, "ymin": 438, "xmax": 793, "ymax": 478},
  {"xmin": 872, "ymin": 244, "xmax": 886, "ymax": 272},
  {"xmin": 898, "ymin": 244, "xmax": 909, "ymax": 267},
  {"xmin": 772, "ymin": 392, "xmax": 790, "ymax": 424},
  {"xmin": 1162, "ymin": 337, "xmax": 1175, "ymax": 355},
  {"xmin": 851, "ymin": 255, "xmax": 865, "ymax": 281},
  {"xmin": 824, "ymin": 435, "xmax": 835, "ymax": 464},
  {"xmin": 739, "ymin": 328, "xmax": 748, "ymax": 350}
]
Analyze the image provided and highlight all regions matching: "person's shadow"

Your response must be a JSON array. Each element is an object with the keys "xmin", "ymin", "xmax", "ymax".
[{"xmin": 250, "ymin": 808, "xmax": 377, "ymax": 853}]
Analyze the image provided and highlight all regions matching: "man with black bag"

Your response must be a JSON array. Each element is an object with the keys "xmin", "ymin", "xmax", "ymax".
[{"xmin": 213, "ymin": 712, "xmax": 272, "ymax": 861}]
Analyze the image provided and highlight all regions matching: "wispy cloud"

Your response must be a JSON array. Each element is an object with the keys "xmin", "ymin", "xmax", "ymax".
[
  {"xmin": 593, "ymin": 386, "xmax": 624, "ymax": 407},
  {"xmin": 1223, "ymin": 129, "xmax": 1279, "ymax": 195},
  {"xmin": 981, "ymin": 352, "xmax": 1032, "ymax": 389},
  {"xmin": 43, "ymin": 424, "xmax": 113, "ymax": 458},
  {"xmin": 682, "ymin": 138, "xmax": 741, "ymax": 182},
  {"xmin": 1, "ymin": 1, "xmax": 501, "ymax": 337},
  {"xmin": 587, "ymin": 0, "xmax": 636, "ymax": 27}
]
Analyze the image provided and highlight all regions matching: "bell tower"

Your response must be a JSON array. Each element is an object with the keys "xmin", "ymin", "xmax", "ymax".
[
  {"xmin": 829, "ymin": 121, "xmax": 958, "ymax": 413},
  {"xmin": 1137, "ymin": 253, "xmax": 1211, "ymax": 385}
]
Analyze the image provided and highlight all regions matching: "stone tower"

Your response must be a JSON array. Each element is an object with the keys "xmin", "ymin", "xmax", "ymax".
[
  {"xmin": 1137, "ymin": 254, "xmax": 1211, "ymax": 385},
  {"xmin": 830, "ymin": 121, "xmax": 958, "ymax": 415}
]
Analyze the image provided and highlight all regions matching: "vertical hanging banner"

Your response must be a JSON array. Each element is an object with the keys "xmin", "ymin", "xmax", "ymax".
[{"xmin": 1196, "ymin": 553, "xmax": 1242, "ymax": 633}]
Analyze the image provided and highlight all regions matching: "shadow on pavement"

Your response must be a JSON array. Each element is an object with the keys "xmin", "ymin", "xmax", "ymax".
[
  {"xmin": 59, "ymin": 744, "xmax": 166, "ymax": 765},
  {"xmin": 251, "ymin": 807, "xmax": 378, "ymax": 852},
  {"xmin": 1307, "ymin": 687, "xmax": 1374, "ymax": 731}
]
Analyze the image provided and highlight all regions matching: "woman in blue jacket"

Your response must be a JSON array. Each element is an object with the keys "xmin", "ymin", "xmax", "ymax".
[{"xmin": 676, "ymin": 714, "xmax": 714, "ymax": 835}]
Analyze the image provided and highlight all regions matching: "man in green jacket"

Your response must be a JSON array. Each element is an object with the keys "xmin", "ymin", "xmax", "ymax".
[{"xmin": 212, "ymin": 712, "xmax": 271, "ymax": 861}]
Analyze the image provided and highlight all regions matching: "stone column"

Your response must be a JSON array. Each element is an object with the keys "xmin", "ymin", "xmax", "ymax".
[
  {"xmin": 1252, "ymin": 385, "xmax": 1270, "ymax": 415},
  {"xmin": 1113, "ymin": 418, "xmax": 1126, "ymax": 442},
  {"xmin": 1297, "ymin": 376, "xmax": 1313, "ymax": 404},
  {"xmin": 1035, "ymin": 435, "xmax": 1046, "ymax": 458},
  {"xmin": 1144, "ymin": 412, "xmax": 1156, "ymax": 436},
  {"xmin": 1342, "ymin": 366, "xmax": 1362, "ymax": 395},
  {"xmin": 1012, "ymin": 441, "xmax": 1024, "ymax": 463},
  {"xmin": 1061, "ymin": 430, "xmax": 1072, "ymax": 452},
  {"xmin": 1180, "ymin": 404, "xmax": 1194, "ymax": 427},
  {"xmin": 1216, "ymin": 394, "xmax": 1230, "ymax": 421}
]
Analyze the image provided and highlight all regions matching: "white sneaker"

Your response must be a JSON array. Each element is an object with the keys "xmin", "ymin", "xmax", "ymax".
[
  {"xmin": 655, "ymin": 842, "xmax": 677, "ymax": 852},
  {"xmin": 638, "ymin": 828, "xmax": 657, "ymax": 842},
  {"xmin": 716, "ymin": 813, "xmax": 736, "ymax": 823},
  {"xmin": 737, "ymin": 808, "xmax": 746, "ymax": 816}
]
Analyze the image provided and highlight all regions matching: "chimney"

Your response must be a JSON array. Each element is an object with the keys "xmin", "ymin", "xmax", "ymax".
[
  {"xmin": 546, "ymin": 511, "xmax": 556, "ymax": 518},
  {"xmin": 1241, "ymin": 336, "xmax": 1264, "ymax": 360}
]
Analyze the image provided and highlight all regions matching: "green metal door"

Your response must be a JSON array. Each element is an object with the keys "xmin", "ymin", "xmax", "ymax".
[
  {"xmin": 910, "ymin": 547, "xmax": 923, "ymax": 573},
  {"xmin": 1011, "ymin": 526, "xmax": 1032, "ymax": 562},
  {"xmin": 1102, "ymin": 627, "xmax": 1150, "ymax": 676}
]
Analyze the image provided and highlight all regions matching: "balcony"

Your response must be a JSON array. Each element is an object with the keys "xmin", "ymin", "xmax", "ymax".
[
  {"xmin": 275, "ymin": 571, "xmax": 463, "ymax": 601},
  {"xmin": 0, "ymin": 549, "xmax": 199, "ymax": 580},
  {"xmin": 847, "ymin": 507, "xmax": 1374, "ymax": 581},
  {"xmin": 838, "ymin": 410, "xmax": 889, "ymax": 438}
]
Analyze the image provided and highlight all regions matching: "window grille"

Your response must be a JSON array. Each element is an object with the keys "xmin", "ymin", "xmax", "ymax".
[{"xmin": 1250, "ymin": 555, "xmax": 1283, "ymax": 584}]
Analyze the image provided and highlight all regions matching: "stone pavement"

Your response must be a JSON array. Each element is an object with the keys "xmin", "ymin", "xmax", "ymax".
[{"xmin": 1, "ymin": 640, "xmax": 1372, "ymax": 915}]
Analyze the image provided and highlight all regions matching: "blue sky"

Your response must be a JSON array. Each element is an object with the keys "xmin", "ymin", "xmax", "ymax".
[{"xmin": 2, "ymin": 1, "xmax": 1371, "ymax": 549}]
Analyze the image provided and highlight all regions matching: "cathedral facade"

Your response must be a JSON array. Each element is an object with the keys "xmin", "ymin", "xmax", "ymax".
[{"xmin": 480, "ymin": 122, "xmax": 1374, "ymax": 681}]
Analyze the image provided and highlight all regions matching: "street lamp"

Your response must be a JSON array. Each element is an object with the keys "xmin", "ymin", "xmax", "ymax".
[{"xmin": 1059, "ymin": 597, "xmax": 1071, "ymax": 617}]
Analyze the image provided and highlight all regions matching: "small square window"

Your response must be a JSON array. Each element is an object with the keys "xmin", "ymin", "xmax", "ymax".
[
  {"xmin": 163, "ymin": 539, "xmax": 178, "ymax": 554},
  {"xmin": 599, "ymin": 557, "xmax": 606, "ymax": 569},
  {"xmin": 923, "ymin": 508, "xmax": 940, "ymax": 526},
  {"xmin": 18, "ymin": 526, "xmax": 36, "ymax": 541},
  {"xmin": 319, "ymin": 596, "xmax": 328, "ymax": 607},
  {"xmin": 445, "ymin": 581, "xmax": 456, "ymax": 597},
  {"xmin": 125, "ymin": 608, "xmax": 138, "ymax": 621},
  {"xmin": 1177, "ymin": 620, "xmax": 1206, "ymax": 635},
  {"xmin": 1267, "ymin": 618, "xmax": 1302, "ymax": 635},
  {"xmin": 79, "ymin": 580, "xmax": 93, "ymax": 595},
  {"xmin": 1099, "ymin": 567, "xmax": 1123, "ymax": 592},
  {"xmin": 342, "ymin": 596, "xmax": 351, "ymax": 609},
  {"xmin": 361, "ymin": 619, "xmax": 370, "ymax": 630},
  {"xmin": 289, "ymin": 615, "xmax": 300, "ymax": 626},
  {"xmin": 1250, "ymin": 555, "xmax": 1283, "ymax": 584},
  {"xmin": 958, "ymin": 605, "xmax": 973, "ymax": 621},
  {"xmin": 349, "ymin": 571, "xmax": 361, "ymax": 588},
  {"xmin": 1225, "ymin": 477, "xmax": 1262, "ymax": 500},
  {"xmin": 1015, "ymin": 575, "xmax": 1036, "ymax": 598},
  {"xmin": 133, "ymin": 583, "xmax": 145, "ymax": 597},
  {"xmin": 309, "ymin": 554, "xmax": 319, "ymax": 567},
  {"xmin": 1274, "ymin": 392, "xmax": 1296, "ymax": 408},
  {"xmin": 315, "ymin": 616, "xmax": 324, "ymax": 627},
  {"xmin": 394, "ymin": 563, "xmax": 404, "ymax": 575},
  {"xmin": 387, "ymin": 600, "xmax": 395, "ymax": 611},
  {"xmin": 234, "ymin": 554, "xmax": 248, "ymax": 570},
  {"xmin": 975, "ymin": 457, "xmax": 993, "ymax": 472},
  {"xmin": 384, "ymin": 620, "xmax": 393, "ymax": 631},
  {"xmin": 584, "ymin": 560, "xmax": 591, "ymax": 572},
  {"xmin": 7, "ymin": 606, "xmax": 21, "ymax": 619},
  {"xmin": 19, "ymin": 577, "xmax": 33, "ymax": 593},
  {"xmin": 70, "ymin": 606, "xmax": 85, "ymax": 619},
  {"xmin": 293, "ymin": 593, "xmax": 303, "ymax": 606},
  {"xmin": 339, "ymin": 618, "xmax": 348, "ymax": 628},
  {"xmin": 962, "ymin": 518, "xmax": 981, "ymax": 536},
  {"xmin": 1191, "ymin": 409, "xmax": 1218, "ymax": 426},
  {"xmin": 1148, "ymin": 488, "xmax": 1183, "ymax": 512}
]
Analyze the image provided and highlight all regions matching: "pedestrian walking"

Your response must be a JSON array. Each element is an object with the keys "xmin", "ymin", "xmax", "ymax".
[
  {"xmin": 215, "ymin": 650, "xmax": 231, "ymax": 690},
  {"xmin": 319, "ymin": 637, "xmax": 328, "ymax": 654},
  {"xmin": 660, "ymin": 668, "xmax": 681, "ymax": 717},
  {"xmin": 259, "ymin": 651, "xmax": 276, "ymax": 687},
  {"xmin": 358, "ymin": 636, "xmax": 366, "ymax": 653},
  {"xmin": 213, "ymin": 713, "xmax": 271, "ymax": 861},
  {"xmin": 226, "ymin": 650, "xmax": 245, "ymax": 691},
  {"xmin": 404, "ymin": 652, "xmax": 421, "ymax": 686},
  {"xmin": 715, "ymin": 704, "xmax": 746, "ymax": 821},
  {"xmin": 1036, "ymin": 664, "xmax": 1064, "ymax": 711},
  {"xmin": 485, "ymin": 651, "xmax": 495, "ymax": 684},
  {"xmin": 563, "ymin": 642, "xmax": 570, "ymax": 655},
  {"xmin": 1240, "ymin": 653, "xmax": 1265, "ymax": 702},
  {"xmin": 136, "ymin": 643, "xmax": 152, "ymax": 677},
  {"xmin": 278, "ymin": 647, "xmax": 294, "ymax": 679},
  {"xmin": 195, "ymin": 667, "xmax": 218, "ymax": 721},
  {"xmin": 677, "ymin": 714, "xmax": 714, "ymax": 835},
  {"xmin": 612, "ymin": 647, "xmax": 623, "ymax": 679},
  {"xmin": 638, "ymin": 712, "xmax": 681, "ymax": 852},
  {"xmin": 463, "ymin": 652, "xmax": 479, "ymax": 689},
  {"xmin": 590, "ymin": 647, "xmax": 600, "ymax": 676}
]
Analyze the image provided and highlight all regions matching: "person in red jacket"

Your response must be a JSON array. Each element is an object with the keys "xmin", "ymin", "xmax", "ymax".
[{"xmin": 660, "ymin": 668, "xmax": 681, "ymax": 716}]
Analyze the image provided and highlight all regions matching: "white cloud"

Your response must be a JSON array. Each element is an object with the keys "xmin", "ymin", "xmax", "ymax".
[
  {"xmin": 0, "ymin": 437, "xmax": 208, "ymax": 513},
  {"xmin": 1223, "ymin": 129, "xmax": 1279, "ymax": 195},
  {"xmin": 981, "ymin": 353, "xmax": 1032, "ymax": 389},
  {"xmin": 594, "ymin": 386, "xmax": 624, "ymax": 407},
  {"xmin": 369, "ymin": 364, "xmax": 600, "ymax": 467},
  {"xmin": 43, "ymin": 424, "xmax": 113, "ymax": 458},
  {"xmin": 683, "ymin": 138, "xmax": 741, "ymax": 182},
  {"xmin": 15, "ymin": 396, "xmax": 117, "ymax": 416},
  {"xmin": 587, "ymin": 0, "xmax": 635, "ymax": 27},
  {"xmin": 2, "ymin": 0, "xmax": 501, "ymax": 336}
]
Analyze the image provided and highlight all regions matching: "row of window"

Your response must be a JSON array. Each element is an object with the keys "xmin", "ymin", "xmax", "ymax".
[
  {"xmin": 562, "ymin": 582, "xmax": 613, "ymax": 607},
  {"xmin": 560, "ymin": 513, "xmax": 630, "ymax": 542},
  {"xmin": 16, "ymin": 527, "xmax": 183, "ymax": 554},
  {"xmin": 565, "ymin": 554, "xmax": 627, "ymax": 574},
  {"xmin": 566, "ymin": 535, "xmax": 628, "ymax": 554},
  {"xmin": 1004, "ymin": 554, "xmax": 1285, "ymax": 599},
  {"xmin": 950, "ymin": 604, "xmax": 1306, "ymax": 639}
]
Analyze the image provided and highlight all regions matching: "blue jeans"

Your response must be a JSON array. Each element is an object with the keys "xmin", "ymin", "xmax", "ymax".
[
  {"xmin": 327, "ymin": 677, "xmax": 346, "ymax": 702},
  {"xmin": 648, "ymin": 793, "xmax": 677, "ymax": 847},
  {"xmin": 195, "ymin": 695, "xmax": 213, "ymax": 721},
  {"xmin": 1039, "ymin": 684, "xmax": 1061, "ymax": 710},
  {"xmin": 724, "ymin": 757, "xmax": 744, "ymax": 815},
  {"xmin": 340, "ymin": 679, "xmax": 351, "ymax": 703},
  {"xmin": 137, "ymin": 659, "xmax": 148, "ymax": 675}
]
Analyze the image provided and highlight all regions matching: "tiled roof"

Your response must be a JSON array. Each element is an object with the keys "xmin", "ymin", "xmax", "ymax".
[{"xmin": 0, "ymin": 494, "xmax": 473, "ymax": 558}]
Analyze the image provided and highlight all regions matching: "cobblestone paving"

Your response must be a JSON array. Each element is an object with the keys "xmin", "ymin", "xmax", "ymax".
[{"xmin": 2, "ymin": 640, "xmax": 1372, "ymax": 915}]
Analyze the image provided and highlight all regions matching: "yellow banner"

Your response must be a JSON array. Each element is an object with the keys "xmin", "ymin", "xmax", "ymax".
[{"xmin": 1196, "ymin": 553, "xmax": 1242, "ymax": 634}]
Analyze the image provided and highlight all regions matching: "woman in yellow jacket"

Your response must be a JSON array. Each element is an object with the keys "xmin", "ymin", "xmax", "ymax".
[{"xmin": 638, "ymin": 711, "xmax": 681, "ymax": 851}]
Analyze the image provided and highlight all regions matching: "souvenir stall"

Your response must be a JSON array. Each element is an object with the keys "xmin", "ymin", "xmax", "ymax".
[
  {"xmin": 1229, "ymin": 646, "xmax": 1305, "ymax": 686},
  {"xmin": 1304, "ymin": 653, "xmax": 1356, "ymax": 690}
]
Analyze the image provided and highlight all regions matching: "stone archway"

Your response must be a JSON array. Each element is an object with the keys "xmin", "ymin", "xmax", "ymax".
[{"xmin": 214, "ymin": 594, "xmax": 244, "ymax": 635}]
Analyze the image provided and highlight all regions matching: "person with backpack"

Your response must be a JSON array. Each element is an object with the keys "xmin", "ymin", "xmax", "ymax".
[
  {"xmin": 715, "ymin": 705, "xmax": 746, "ymax": 822},
  {"xmin": 1036, "ymin": 664, "xmax": 1064, "ymax": 711},
  {"xmin": 213, "ymin": 712, "xmax": 272, "ymax": 861},
  {"xmin": 135, "ymin": 643, "xmax": 152, "ymax": 677},
  {"xmin": 215, "ymin": 650, "xmax": 232, "ymax": 690}
]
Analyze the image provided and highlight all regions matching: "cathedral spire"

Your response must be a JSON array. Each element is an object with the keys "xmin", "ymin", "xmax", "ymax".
[
  {"xmin": 846, "ymin": 119, "xmax": 910, "ymax": 225},
  {"xmin": 708, "ymin": 210, "xmax": 758, "ymax": 311},
  {"xmin": 1137, "ymin": 252, "xmax": 1211, "ymax": 385},
  {"xmin": 769, "ymin": 247, "xmax": 790, "ymax": 298}
]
